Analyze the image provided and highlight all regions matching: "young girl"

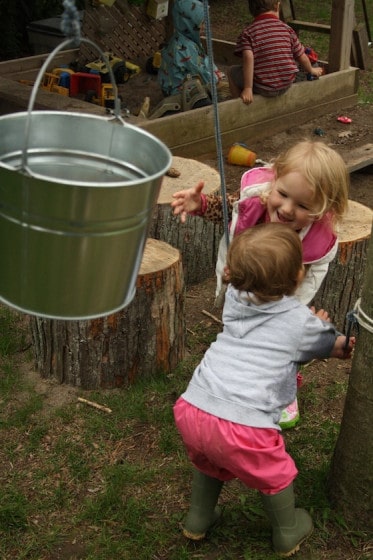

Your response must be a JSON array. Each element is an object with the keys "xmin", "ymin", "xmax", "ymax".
[
  {"xmin": 171, "ymin": 140, "xmax": 350, "ymax": 427},
  {"xmin": 173, "ymin": 223, "xmax": 354, "ymax": 557}
]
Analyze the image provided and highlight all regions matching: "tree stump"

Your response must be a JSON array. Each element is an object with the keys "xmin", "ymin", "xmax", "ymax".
[
  {"xmin": 30, "ymin": 239, "xmax": 185, "ymax": 389},
  {"xmin": 148, "ymin": 156, "xmax": 223, "ymax": 285},
  {"xmin": 311, "ymin": 200, "xmax": 373, "ymax": 332}
]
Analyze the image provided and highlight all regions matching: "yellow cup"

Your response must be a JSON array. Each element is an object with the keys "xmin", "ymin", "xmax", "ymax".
[{"xmin": 227, "ymin": 143, "xmax": 257, "ymax": 167}]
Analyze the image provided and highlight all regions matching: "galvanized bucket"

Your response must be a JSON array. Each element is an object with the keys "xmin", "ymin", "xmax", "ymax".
[{"xmin": 0, "ymin": 111, "xmax": 171, "ymax": 320}]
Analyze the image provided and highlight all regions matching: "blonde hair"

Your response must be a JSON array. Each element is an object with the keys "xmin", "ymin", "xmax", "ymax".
[
  {"xmin": 226, "ymin": 223, "xmax": 303, "ymax": 302},
  {"xmin": 272, "ymin": 140, "xmax": 349, "ymax": 223}
]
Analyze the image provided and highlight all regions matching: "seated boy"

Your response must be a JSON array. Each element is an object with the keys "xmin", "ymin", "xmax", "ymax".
[{"xmin": 228, "ymin": 0, "xmax": 323, "ymax": 104}]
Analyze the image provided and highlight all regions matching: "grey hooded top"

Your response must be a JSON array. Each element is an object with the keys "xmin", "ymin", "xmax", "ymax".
[{"xmin": 181, "ymin": 284, "xmax": 337, "ymax": 430}]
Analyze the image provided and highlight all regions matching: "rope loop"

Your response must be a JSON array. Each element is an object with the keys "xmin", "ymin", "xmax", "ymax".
[
  {"xmin": 344, "ymin": 297, "xmax": 373, "ymax": 351},
  {"xmin": 61, "ymin": 0, "xmax": 81, "ymax": 47},
  {"xmin": 353, "ymin": 298, "xmax": 373, "ymax": 334}
]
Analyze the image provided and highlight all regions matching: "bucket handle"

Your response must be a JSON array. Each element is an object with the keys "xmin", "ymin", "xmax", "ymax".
[{"xmin": 21, "ymin": 37, "xmax": 124, "ymax": 173}]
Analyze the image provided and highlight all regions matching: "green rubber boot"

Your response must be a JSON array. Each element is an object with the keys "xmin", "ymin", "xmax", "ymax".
[
  {"xmin": 182, "ymin": 469, "xmax": 223, "ymax": 541},
  {"xmin": 261, "ymin": 484, "xmax": 313, "ymax": 557}
]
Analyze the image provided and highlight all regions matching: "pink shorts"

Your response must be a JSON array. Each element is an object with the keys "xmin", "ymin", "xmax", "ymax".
[{"xmin": 174, "ymin": 398, "xmax": 298, "ymax": 495}]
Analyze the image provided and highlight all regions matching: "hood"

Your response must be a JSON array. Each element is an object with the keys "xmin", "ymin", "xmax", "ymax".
[
  {"xmin": 223, "ymin": 284, "xmax": 299, "ymax": 339},
  {"xmin": 172, "ymin": 0, "xmax": 204, "ymax": 44}
]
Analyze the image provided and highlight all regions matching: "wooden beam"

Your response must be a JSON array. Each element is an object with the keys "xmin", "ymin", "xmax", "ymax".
[
  {"xmin": 140, "ymin": 68, "xmax": 359, "ymax": 157},
  {"xmin": 280, "ymin": 0, "xmax": 295, "ymax": 21},
  {"xmin": 328, "ymin": 0, "xmax": 355, "ymax": 72},
  {"xmin": 351, "ymin": 23, "xmax": 371, "ymax": 70},
  {"xmin": 0, "ymin": 49, "xmax": 79, "ymax": 79},
  {"xmin": 289, "ymin": 21, "xmax": 331, "ymax": 34},
  {"xmin": 345, "ymin": 144, "xmax": 373, "ymax": 173}
]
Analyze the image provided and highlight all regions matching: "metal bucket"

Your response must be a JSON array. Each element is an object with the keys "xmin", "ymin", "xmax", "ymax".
[{"xmin": 0, "ymin": 110, "xmax": 172, "ymax": 319}]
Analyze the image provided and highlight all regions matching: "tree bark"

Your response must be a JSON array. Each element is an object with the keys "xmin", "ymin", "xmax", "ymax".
[
  {"xmin": 311, "ymin": 201, "xmax": 372, "ymax": 332},
  {"xmin": 30, "ymin": 239, "xmax": 185, "ymax": 389},
  {"xmin": 149, "ymin": 156, "xmax": 223, "ymax": 285},
  {"xmin": 328, "ymin": 222, "xmax": 373, "ymax": 531}
]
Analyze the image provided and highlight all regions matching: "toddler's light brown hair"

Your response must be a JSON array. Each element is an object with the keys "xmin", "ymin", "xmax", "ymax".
[{"xmin": 226, "ymin": 223, "xmax": 303, "ymax": 302}]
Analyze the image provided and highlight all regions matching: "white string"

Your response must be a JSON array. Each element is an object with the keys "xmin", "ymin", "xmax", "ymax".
[{"xmin": 354, "ymin": 298, "xmax": 373, "ymax": 334}]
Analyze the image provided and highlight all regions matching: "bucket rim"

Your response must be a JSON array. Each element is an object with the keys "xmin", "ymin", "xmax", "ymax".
[{"xmin": 0, "ymin": 110, "xmax": 173, "ymax": 188}]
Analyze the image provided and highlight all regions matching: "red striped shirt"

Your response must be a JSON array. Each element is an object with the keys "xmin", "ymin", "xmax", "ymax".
[{"xmin": 235, "ymin": 13, "xmax": 304, "ymax": 92}]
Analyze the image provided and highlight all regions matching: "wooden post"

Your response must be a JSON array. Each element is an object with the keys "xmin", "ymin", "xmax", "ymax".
[
  {"xmin": 328, "ymin": 0, "xmax": 355, "ymax": 72},
  {"xmin": 311, "ymin": 201, "xmax": 373, "ymax": 333},
  {"xmin": 280, "ymin": 0, "xmax": 295, "ymax": 21},
  {"xmin": 148, "ymin": 156, "xmax": 223, "ymax": 285},
  {"xmin": 30, "ymin": 239, "xmax": 185, "ymax": 389}
]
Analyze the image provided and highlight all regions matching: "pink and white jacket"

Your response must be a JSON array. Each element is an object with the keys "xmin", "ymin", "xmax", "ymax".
[{"xmin": 215, "ymin": 166, "xmax": 338, "ymax": 304}]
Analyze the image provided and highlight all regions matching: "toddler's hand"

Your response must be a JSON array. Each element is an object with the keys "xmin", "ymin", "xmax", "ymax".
[
  {"xmin": 331, "ymin": 335, "xmax": 356, "ymax": 359},
  {"xmin": 310, "ymin": 306, "xmax": 330, "ymax": 322},
  {"xmin": 171, "ymin": 181, "xmax": 205, "ymax": 223}
]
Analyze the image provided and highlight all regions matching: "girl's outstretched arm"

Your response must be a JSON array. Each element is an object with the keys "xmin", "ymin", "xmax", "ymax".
[{"xmin": 171, "ymin": 181, "xmax": 205, "ymax": 223}]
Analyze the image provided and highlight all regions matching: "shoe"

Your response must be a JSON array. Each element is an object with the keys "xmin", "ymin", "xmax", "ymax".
[
  {"xmin": 182, "ymin": 469, "xmax": 223, "ymax": 540},
  {"xmin": 279, "ymin": 397, "xmax": 300, "ymax": 430},
  {"xmin": 261, "ymin": 484, "xmax": 314, "ymax": 557}
]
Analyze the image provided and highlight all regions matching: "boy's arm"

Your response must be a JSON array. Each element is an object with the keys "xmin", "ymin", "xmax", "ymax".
[
  {"xmin": 241, "ymin": 49, "xmax": 254, "ymax": 104},
  {"xmin": 297, "ymin": 52, "xmax": 323, "ymax": 77}
]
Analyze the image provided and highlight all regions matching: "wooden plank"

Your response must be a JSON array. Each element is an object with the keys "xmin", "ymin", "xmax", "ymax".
[
  {"xmin": 280, "ymin": 0, "xmax": 295, "ymax": 20},
  {"xmin": 140, "ymin": 68, "xmax": 359, "ymax": 156},
  {"xmin": 289, "ymin": 20, "xmax": 331, "ymax": 34},
  {"xmin": 0, "ymin": 49, "xmax": 79, "ymax": 78},
  {"xmin": 0, "ymin": 75, "xmax": 109, "ymax": 116},
  {"xmin": 344, "ymin": 144, "xmax": 373, "ymax": 173},
  {"xmin": 352, "ymin": 23, "xmax": 371, "ymax": 70},
  {"xmin": 328, "ymin": 0, "xmax": 355, "ymax": 72}
]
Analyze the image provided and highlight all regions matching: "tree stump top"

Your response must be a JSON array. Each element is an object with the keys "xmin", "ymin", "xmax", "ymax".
[
  {"xmin": 139, "ymin": 238, "xmax": 180, "ymax": 275},
  {"xmin": 337, "ymin": 200, "xmax": 372, "ymax": 243},
  {"xmin": 158, "ymin": 156, "xmax": 221, "ymax": 204}
]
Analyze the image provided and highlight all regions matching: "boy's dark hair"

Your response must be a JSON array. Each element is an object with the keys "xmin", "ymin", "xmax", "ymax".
[
  {"xmin": 248, "ymin": 0, "xmax": 279, "ymax": 17},
  {"xmin": 226, "ymin": 223, "xmax": 303, "ymax": 302}
]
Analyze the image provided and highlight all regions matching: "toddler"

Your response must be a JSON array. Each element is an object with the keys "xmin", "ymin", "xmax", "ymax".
[
  {"xmin": 174, "ymin": 223, "xmax": 354, "ymax": 557},
  {"xmin": 157, "ymin": 0, "xmax": 221, "ymax": 100}
]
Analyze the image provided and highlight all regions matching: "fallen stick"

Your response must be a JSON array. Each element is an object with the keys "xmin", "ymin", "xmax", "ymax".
[
  {"xmin": 202, "ymin": 310, "xmax": 223, "ymax": 325},
  {"xmin": 77, "ymin": 397, "xmax": 112, "ymax": 414}
]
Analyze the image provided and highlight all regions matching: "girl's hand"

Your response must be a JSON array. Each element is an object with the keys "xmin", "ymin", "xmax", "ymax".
[
  {"xmin": 171, "ymin": 181, "xmax": 205, "ymax": 223},
  {"xmin": 331, "ymin": 335, "xmax": 356, "ymax": 359}
]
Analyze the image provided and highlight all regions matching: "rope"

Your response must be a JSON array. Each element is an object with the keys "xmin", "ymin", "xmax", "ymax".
[
  {"xmin": 351, "ymin": 298, "xmax": 373, "ymax": 333},
  {"xmin": 60, "ymin": 0, "xmax": 82, "ymax": 47},
  {"xmin": 344, "ymin": 297, "xmax": 373, "ymax": 351},
  {"xmin": 202, "ymin": 0, "xmax": 230, "ymax": 247}
]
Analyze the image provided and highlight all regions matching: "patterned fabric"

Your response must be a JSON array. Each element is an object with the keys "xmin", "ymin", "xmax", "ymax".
[
  {"xmin": 157, "ymin": 0, "xmax": 219, "ymax": 96},
  {"xmin": 234, "ymin": 13, "xmax": 304, "ymax": 93}
]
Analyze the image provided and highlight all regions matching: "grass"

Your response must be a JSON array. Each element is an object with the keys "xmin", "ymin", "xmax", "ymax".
[{"xmin": 0, "ymin": 306, "xmax": 372, "ymax": 560}]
